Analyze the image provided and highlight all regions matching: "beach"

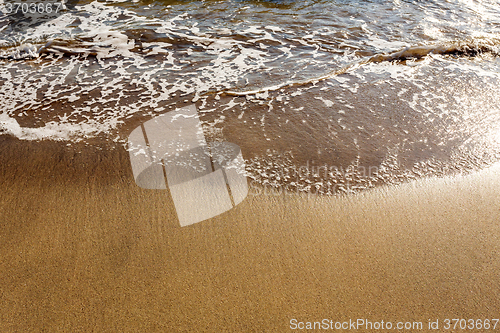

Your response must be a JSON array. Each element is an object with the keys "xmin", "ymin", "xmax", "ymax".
[
  {"xmin": 1, "ymin": 135, "xmax": 499, "ymax": 331},
  {"xmin": 2, "ymin": 0, "xmax": 500, "ymax": 330}
]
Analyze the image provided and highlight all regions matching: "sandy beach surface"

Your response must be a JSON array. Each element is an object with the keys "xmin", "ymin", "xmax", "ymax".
[{"xmin": 0, "ymin": 135, "xmax": 499, "ymax": 332}]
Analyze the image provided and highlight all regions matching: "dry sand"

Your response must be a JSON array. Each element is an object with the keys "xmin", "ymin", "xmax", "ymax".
[{"xmin": 0, "ymin": 135, "xmax": 499, "ymax": 332}]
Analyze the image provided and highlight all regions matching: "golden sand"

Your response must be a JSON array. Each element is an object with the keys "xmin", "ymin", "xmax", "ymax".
[{"xmin": 0, "ymin": 136, "xmax": 499, "ymax": 331}]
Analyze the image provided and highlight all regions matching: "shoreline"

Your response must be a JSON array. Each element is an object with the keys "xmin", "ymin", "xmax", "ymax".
[{"xmin": 1, "ymin": 135, "xmax": 500, "ymax": 331}]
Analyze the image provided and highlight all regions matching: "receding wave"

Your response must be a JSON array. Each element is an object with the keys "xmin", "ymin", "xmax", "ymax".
[{"xmin": 2, "ymin": 0, "xmax": 500, "ymax": 195}]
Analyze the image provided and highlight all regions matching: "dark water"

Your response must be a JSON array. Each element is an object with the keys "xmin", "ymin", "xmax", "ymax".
[{"xmin": 1, "ymin": 0, "xmax": 500, "ymax": 193}]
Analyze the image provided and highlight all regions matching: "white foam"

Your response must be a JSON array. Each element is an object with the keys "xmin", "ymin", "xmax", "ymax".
[
  {"xmin": 1, "ymin": 0, "xmax": 500, "ymax": 145},
  {"xmin": 314, "ymin": 96, "xmax": 334, "ymax": 107}
]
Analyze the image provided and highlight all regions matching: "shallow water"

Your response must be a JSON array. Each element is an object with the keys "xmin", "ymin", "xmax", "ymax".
[{"xmin": 1, "ymin": 0, "xmax": 500, "ymax": 193}]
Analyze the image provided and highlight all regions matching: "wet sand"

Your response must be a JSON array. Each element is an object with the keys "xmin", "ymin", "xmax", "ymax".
[{"xmin": 1, "ymin": 135, "xmax": 499, "ymax": 332}]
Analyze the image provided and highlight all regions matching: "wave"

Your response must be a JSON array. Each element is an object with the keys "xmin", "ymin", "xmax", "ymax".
[
  {"xmin": 367, "ymin": 39, "xmax": 500, "ymax": 63},
  {"xmin": 2, "ymin": 37, "xmax": 499, "ymax": 98},
  {"xmin": 224, "ymin": 38, "xmax": 500, "ymax": 96},
  {"xmin": 0, "ymin": 39, "xmax": 115, "ymax": 59}
]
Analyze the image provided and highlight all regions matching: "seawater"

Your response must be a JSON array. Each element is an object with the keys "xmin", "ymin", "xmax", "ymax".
[{"xmin": 1, "ymin": 0, "xmax": 500, "ymax": 193}]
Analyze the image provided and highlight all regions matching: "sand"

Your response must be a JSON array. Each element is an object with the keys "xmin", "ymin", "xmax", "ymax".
[{"xmin": 1, "ymin": 135, "xmax": 499, "ymax": 332}]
